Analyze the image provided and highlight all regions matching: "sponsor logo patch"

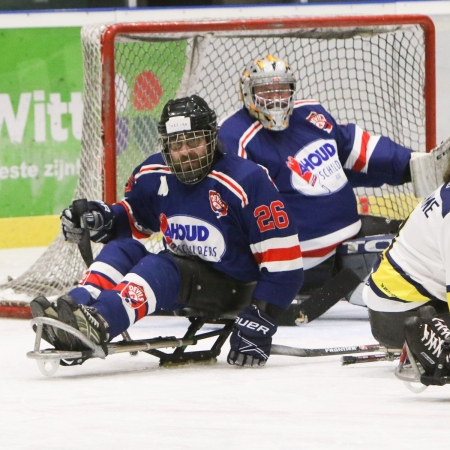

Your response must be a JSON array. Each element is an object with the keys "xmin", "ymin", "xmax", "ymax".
[
  {"xmin": 159, "ymin": 213, "xmax": 226, "ymax": 261},
  {"xmin": 209, "ymin": 190, "xmax": 228, "ymax": 218},
  {"xmin": 306, "ymin": 111, "xmax": 333, "ymax": 133},
  {"xmin": 287, "ymin": 139, "xmax": 347, "ymax": 196},
  {"xmin": 120, "ymin": 281, "xmax": 147, "ymax": 309}
]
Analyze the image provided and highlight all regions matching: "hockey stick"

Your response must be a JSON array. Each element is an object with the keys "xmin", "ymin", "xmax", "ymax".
[
  {"xmin": 283, "ymin": 268, "xmax": 361, "ymax": 325},
  {"xmin": 341, "ymin": 351, "xmax": 401, "ymax": 365},
  {"xmin": 271, "ymin": 343, "xmax": 383, "ymax": 357},
  {"xmin": 71, "ymin": 198, "xmax": 94, "ymax": 267}
]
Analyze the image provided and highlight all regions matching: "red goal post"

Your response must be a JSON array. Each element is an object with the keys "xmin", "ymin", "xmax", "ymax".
[{"xmin": 0, "ymin": 14, "xmax": 436, "ymax": 315}]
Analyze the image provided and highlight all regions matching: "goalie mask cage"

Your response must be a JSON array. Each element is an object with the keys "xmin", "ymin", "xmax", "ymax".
[{"xmin": 0, "ymin": 14, "xmax": 436, "ymax": 314}]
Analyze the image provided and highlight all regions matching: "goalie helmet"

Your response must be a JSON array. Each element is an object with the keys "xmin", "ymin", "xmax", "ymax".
[
  {"xmin": 240, "ymin": 54, "xmax": 296, "ymax": 131},
  {"xmin": 158, "ymin": 95, "xmax": 217, "ymax": 184}
]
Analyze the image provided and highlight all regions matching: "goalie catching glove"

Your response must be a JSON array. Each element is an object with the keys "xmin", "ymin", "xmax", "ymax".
[
  {"xmin": 61, "ymin": 200, "xmax": 115, "ymax": 244},
  {"xmin": 227, "ymin": 304, "xmax": 277, "ymax": 367}
]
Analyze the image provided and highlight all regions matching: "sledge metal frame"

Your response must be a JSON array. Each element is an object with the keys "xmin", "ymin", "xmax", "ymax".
[
  {"xmin": 394, "ymin": 343, "xmax": 450, "ymax": 393},
  {"xmin": 27, "ymin": 314, "xmax": 235, "ymax": 376}
]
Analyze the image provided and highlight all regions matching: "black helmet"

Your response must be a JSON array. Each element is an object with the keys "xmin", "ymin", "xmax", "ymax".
[{"xmin": 158, "ymin": 95, "xmax": 217, "ymax": 184}]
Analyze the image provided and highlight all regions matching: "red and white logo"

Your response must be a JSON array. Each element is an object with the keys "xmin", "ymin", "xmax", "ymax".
[
  {"xmin": 286, "ymin": 156, "xmax": 317, "ymax": 186},
  {"xmin": 209, "ymin": 190, "xmax": 228, "ymax": 218},
  {"xmin": 159, "ymin": 213, "xmax": 175, "ymax": 249},
  {"xmin": 306, "ymin": 111, "xmax": 333, "ymax": 133},
  {"xmin": 288, "ymin": 139, "xmax": 347, "ymax": 196},
  {"xmin": 120, "ymin": 282, "xmax": 147, "ymax": 309}
]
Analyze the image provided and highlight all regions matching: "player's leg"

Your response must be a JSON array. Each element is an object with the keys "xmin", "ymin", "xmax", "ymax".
[
  {"xmin": 364, "ymin": 280, "xmax": 448, "ymax": 348},
  {"xmin": 368, "ymin": 309, "xmax": 419, "ymax": 348},
  {"xmin": 55, "ymin": 251, "xmax": 182, "ymax": 350},
  {"xmin": 55, "ymin": 252, "xmax": 255, "ymax": 351},
  {"xmin": 31, "ymin": 238, "xmax": 149, "ymax": 350},
  {"xmin": 68, "ymin": 237, "xmax": 149, "ymax": 305}
]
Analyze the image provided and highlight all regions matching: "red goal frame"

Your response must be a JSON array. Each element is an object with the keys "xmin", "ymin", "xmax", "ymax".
[{"xmin": 99, "ymin": 15, "xmax": 436, "ymax": 204}]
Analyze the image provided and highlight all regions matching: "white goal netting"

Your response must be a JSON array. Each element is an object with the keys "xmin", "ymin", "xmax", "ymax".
[{"xmin": 0, "ymin": 15, "xmax": 436, "ymax": 303}]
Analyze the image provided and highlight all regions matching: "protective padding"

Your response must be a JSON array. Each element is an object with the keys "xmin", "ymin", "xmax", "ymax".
[{"xmin": 172, "ymin": 255, "xmax": 255, "ymax": 317}]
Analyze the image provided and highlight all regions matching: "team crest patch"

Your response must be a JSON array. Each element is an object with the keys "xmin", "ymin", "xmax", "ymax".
[
  {"xmin": 306, "ymin": 111, "xmax": 333, "ymax": 133},
  {"xmin": 120, "ymin": 282, "xmax": 147, "ymax": 309},
  {"xmin": 79, "ymin": 270, "xmax": 91, "ymax": 286},
  {"xmin": 209, "ymin": 190, "xmax": 228, "ymax": 218}
]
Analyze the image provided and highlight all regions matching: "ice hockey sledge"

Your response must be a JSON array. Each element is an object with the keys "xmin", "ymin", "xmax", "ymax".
[
  {"xmin": 394, "ymin": 343, "xmax": 450, "ymax": 393},
  {"xmin": 27, "ymin": 310, "xmax": 237, "ymax": 376}
]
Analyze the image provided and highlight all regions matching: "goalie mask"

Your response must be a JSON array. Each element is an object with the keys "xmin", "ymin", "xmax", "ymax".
[
  {"xmin": 158, "ymin": 95, "xmax": 217, "ymax": 184},
  {"xmin": 241, "ymin": 54, "xmax": 296, "ymax": 131}
]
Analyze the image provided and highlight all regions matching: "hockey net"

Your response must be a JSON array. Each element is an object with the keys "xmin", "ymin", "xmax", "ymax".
[{"xmin": 0, "ymin": 15, "xmax": 436, "ymax": 315}]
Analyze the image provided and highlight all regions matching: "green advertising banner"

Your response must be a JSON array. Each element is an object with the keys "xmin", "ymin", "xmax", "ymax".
[{"xmin": 0, "ymin": 27, "xmax": 83, "ymax": 218}]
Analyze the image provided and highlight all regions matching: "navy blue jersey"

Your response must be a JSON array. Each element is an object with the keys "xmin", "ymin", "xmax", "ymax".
[
  {"xmin": 218, "ymin": 100, "xmax": 412, "ymax": 269},
  {"xmin": 110, "ymin": 151, "xmax": 303, "ymax": 308}
]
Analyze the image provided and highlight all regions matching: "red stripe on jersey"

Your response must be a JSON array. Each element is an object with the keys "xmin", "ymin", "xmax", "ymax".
[
  {"xmin": 136, "ymin": 165, "xmax": 171, "ymax": 178},
  {"xmin": 124, "ymin": 174, "xmax": 136, "ymax": 193},
  {"xmin": 239, "ymin": 122, "xmax": 262, "ymax": 157},
  {"xmin": 82, "ymin": 272, "xmax": 116, "ymax": 290},
  {"xmin": 209, "ymin": 171, "xmax": 248, "ymax": 206},
  {"xmin": 352, "ymin": 130, "xmax": 370, "ymax": 172},
  {"xmin": 253, "ymin": 245, "xmax": 302, "ymax": 264},
  {"xmin": 294, "ymin": 99, "xmax": 319, "ymax": 107},
  {"xmin": 117, "ymin": 200, "xmax": 151, "ymax": 240},
  {"xmin": 114, "ymin": 281, "xmax": 127, "ymax": 292}
]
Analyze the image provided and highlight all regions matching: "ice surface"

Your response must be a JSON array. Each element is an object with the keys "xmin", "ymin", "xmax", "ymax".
[{"xmin": 1, "ymin": 247, "xmax": 449, "ymax": 450}]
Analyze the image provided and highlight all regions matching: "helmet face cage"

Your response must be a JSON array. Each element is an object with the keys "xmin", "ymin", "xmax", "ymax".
[
  {"xmin": 241, "ymin": 55, "xmax": 296, "ymax": 131},
  {"xmin": 160, "ymin": 130, "xmax": 217, "ymax": 184},
  {"xmin": 158, "ymin": 95, "xmax": 218, "ymax": 185}
]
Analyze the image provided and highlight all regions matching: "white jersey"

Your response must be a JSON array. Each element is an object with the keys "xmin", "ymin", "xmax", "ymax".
[{"xmin": 363, "ymin": 182, "xmax": 450, "ymax": 312}]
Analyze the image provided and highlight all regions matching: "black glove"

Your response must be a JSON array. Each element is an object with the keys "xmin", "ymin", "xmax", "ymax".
[
  {"xmin": 404, "ymin": 305, "xmax": 450, "ymax": 379},
  {"xmin": 227, "ymin": 304, "xmax": 277, "ymax": 367},
  {"xmin": 61, "ymin": 200, "xmax": 115, "ymax": 244}
]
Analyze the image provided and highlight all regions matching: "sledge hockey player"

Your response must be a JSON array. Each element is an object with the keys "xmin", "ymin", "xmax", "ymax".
[
  {"xmin": 30, "ymin": 95, "xmax": 304, "ymax": 367},
  {"xmin": 218, "ymin": 54, "xmax": 416, "ymax": 321},
  {"xmin": 363, "ymin": 167, "xmax": 450, "ymax": 384}
]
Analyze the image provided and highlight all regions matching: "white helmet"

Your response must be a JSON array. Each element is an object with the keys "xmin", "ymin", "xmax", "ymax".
[{"xmin": 240, "ymin": 55, "xmax": 296, "ymax": 131}]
